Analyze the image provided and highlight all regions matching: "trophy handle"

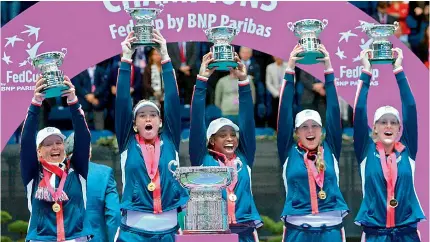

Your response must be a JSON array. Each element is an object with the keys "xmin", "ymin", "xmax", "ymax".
[
  {"xmin": 235, "ymin": 159, "xmax": 243, "ymax": 173},
  {"xmin": 61, "ymin": 48, "xmax": 68, "ymax": 56},
  {"xmin": 168, "ymin": 160, "xmax": 179, "ymax": 174},
  {"xmin": 322, "ymin": 19, "xmax": 328, "ymax": 29},
  {"xmin": 287, "ymin": 22, "xmax": 294, "ymax": 32},
  {"xmin": 393, "ymin": 21, "xmax": 399, "ymax": 30}
]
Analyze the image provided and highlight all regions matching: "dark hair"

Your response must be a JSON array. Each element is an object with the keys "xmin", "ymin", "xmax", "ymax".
[{"xmin": 148, "ymin": 49, "xmax": 161, "ymax": 67}]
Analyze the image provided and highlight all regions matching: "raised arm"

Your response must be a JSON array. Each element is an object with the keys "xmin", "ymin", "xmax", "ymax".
[
  {"xmin": 189, "ymin": 53, "xmax": 216, "ymax": 166},
  {"xmin": 63, "ymin": 78, "xmax": 91, "ymax": 179},
  {"xmin": 153, "ymin": 30, "xmax": 181, "ymax": 150},
  {"xmin": 393, "ymin": 48, "xmax": 418, "ymax": 159},
  {"xmin": 319, "ymin": 45, "xmax": 342, "ymax": 160},
  {"xmin": 353, "ymin": 49, "xmax": 373, "ymax": 163},
  {"xmin": 20, "ymin": 76, "xmax": 45, "ymax": 186},
  {"xmin": 115, "ymin": 32, "xmax": 136, "ymax": 153},
  {"xmin": 104, "ymin": 168, "xmax": 121, "ymax": 242},
  {"xmin": 233, "ymin": 55, "xmax": 256, "ymax": 167},
  {"xmin": 277, "ymin": 46, "xmax": 303, "ymax": 164}
]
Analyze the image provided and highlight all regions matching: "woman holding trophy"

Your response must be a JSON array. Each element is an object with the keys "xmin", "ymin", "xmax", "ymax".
[
  {"xmin": 189, "ymin": 52, "xmax": 262, "ymax": 242},
  {"xmin": 20, "ymin": 76, "xmax": 93, "ymax": 241},
  {"xmin": 353, "ymin": 48, "xmax": 425, "ymax": 242},
  {"xmin": 115, "ymin": 30, "xmax": 188, "ymax": 241},
  {"xmin": 277, "ymin": 44, "xmax": 349, "ymax": 242}
]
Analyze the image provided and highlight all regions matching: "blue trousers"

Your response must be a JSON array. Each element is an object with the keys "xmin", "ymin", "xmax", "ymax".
[
  {"xmin": 362, "ymin": 225, "xmax": 421, "ymax": 242},
  {"xmin": 116, "ymin": 223, "xmax": 178, "ymax": 242},
  {"xmin": 230, "ymin": 226, "xmax": 259, "ymax": 242},
  {"xmin": 282, "ymin": 222, "xmax": 345, "ymax": 242}
]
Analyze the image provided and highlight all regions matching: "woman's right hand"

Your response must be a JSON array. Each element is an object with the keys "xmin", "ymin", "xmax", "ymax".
[
  {"xmin": 287, "ymin": 44, "xmax": 304, "ymax": 70},
  {"xmin": 121, "ymin": 31, "xmax": 137, "ymax": 60},
  {"xmin": 360, "ymin": 49, "xmax": 372, "ymax": 72},
  {"xmin": 33, "ymin": 75, "xmax": 46, "ymax": 103},
  {"xmin": 198, "ymin": 52, "xmax": 216, "ymax": 78}
]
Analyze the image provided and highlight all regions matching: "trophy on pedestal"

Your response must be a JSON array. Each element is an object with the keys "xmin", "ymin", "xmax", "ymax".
[
  {"xmin": 169, "ymin": 161, "xmax": 242, "ymax": 234},
  {"xmin": 361, "ymin": 21, "xmax": 400, "ymax": 64},
  {"xmin": 204, "ymin": 26, "xmax": 239, "ymax": 71},
  {"xmin": 125, "ymin": 5, "xmax": 163, "ymax": 47},
  {"xmin": 287, "ymin": 19, "xmax": 328, "ymax": 65},
  {"xmin": 31, "ymin": 48, "xmax": 68, "ymax": 98}
]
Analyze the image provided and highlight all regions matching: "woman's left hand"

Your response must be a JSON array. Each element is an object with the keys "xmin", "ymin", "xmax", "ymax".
[
  {"xmin": 230, "ymin": 53, "xmax": 248, "ymax": 81},
  {"xmin": 61, "ymin": 76, "xmax": 77, "ymax": 102},
  {"xmin": 317, "ymin": 44, "xmax": 332, "ymax": 70}
]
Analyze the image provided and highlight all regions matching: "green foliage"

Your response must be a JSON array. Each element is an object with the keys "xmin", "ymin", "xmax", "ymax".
[
  {"xmin": 261, "ymin": 215, "xmax": 284, "ymax": 235},
  {"xmin": 1, "ymin": 236, "xmax": 13, "ymax": 242},
  {"xmin": 1, "ymin": 211, "xmax": 12, "ymax": 224},
  {"xmin": 96, "ymin": 136, "xmax": 119, "ymax": 153},
  {"xmin": 267, "ymin": 236, "xmax": 283, "ymax": 242},
  {"xmin": 8, "ymin": 220, "xmax": 29, "ymax": 234}
]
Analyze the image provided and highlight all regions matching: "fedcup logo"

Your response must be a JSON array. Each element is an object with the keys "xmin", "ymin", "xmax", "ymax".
[
  {"xmin": 334, "ymin": 20, "xmax": 380, "ymax": 88},
  {"xmin": 2, "ymin": 24, "xmax": 67, "ymax": 92}
]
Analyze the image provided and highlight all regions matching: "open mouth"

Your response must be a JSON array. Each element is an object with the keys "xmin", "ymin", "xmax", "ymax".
[
  {"xmin": 145, "ymin": 124, "xmax": 153, "ymax": 131},
  {"xmin": 224, "ymin": 143, "xmax": 234, "ymax": 152},
  {"xmin": 306, "ymin": 135, "xmax": 316, "ymax": 141},
  {"xmin": 384, "ymin": 131, "xmax": 393, "ymax": 137},
  {"xmin": 51, "ymin": 153, "xmax": 61, "ymax": 159}
]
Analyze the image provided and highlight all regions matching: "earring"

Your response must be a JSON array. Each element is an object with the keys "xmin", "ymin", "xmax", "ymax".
[
  {"xmin": 133, "ymin": 127, "xmax": 138, "ymax": 132},
  {"xmin": 374, "ymin": 131, "xmax": 378, "ymax": 134},
  {"xmin": 159, "ymin": 123, "xmax": 163, "ymax": 128}
]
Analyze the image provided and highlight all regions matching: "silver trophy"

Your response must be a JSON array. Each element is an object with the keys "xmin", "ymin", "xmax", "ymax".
[
  {"xmin": 169, "ymin": 161, "xmax": 242, "ymax": 234},
  {"xmin": 31, "ymin": 48, "xmax": 68, "ymax": 98},
  {"xmin": 287, "ymin": 19, "xmax": 328, "ymax": 65},
  {"xmin": 361, "ymin": 21, "xmax": 399, "ymax": 64},
  {"xmin": 204, "ymin": 26, "xmax": 239, "ymax": 71},
  {"xmin": 125, "ymin": 5, "xmax": 163, "ymax": 47}
]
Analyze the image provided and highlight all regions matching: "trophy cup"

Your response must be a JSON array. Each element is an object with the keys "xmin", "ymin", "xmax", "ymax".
[
  {"xmin": 204, "ymin": 26, "xmax": 239, "ymax": 71},
  {"xmin": 31, "ymin": 48, "xmax": 68, "ymax": 98},
  {"xmin": 287, "ymin": 19, "xmax": 328, "ymax": 65},
  {"xmin": 169, "ymin": 161, "xmax": 242, "ymax": 234},
  {"xmin": 125, "ymin": 5, "xmax": 163, "ymax": 47},
  {"xmin": 361, "ymin": 21, "xmax": 399, "ymax": 64}
]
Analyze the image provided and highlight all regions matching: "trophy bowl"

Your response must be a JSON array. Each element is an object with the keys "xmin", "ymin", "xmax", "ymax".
[
  {"xmin": 31, "ymin": 48, "xmax": 68, "ymax": 98},
  {"xmin": 169, "ymin": 161, "xmax": 242, "ymax": 234},
  {"xmin": 287, "ymin": 19, "xmax": 328, "ymax": 65},
  {"xmin": 204, "ymin": 26, "xmax": 239, "ymax": 71},
  {"xmin": 362, "ymin": 22, "xmax": 399, "ymax": 64},
  {"xmin": 125, "ymin": 6, "xmax": 163, "ymax": 47}
]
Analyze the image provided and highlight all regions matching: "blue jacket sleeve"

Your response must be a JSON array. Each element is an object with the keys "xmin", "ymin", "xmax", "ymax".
[
  {"xmin": 20, "ymin": 103, "xmax": 41, "ymax": 186},
  {"xmin": 69, "ymin": 101, "xmax": 91, "ymax": 179},
  {"xmin": 115, "ymin": 61, "xmax": 134, "ymax": 153},
  {"xmin": 323, "ymin": 70, "xmax": 342, "ymax": 161},
  {"xmin": 237, "ymin": 79, "xmax": 256, "ymax": 168},
  {"xmin": 189, "ymin": 76, "xmax": 209, "ymax": 166},
  {"xmin": 277, "ymin": 70, "xmax": 295, "ymax": 164},
  {"xmin": 395, "ymin": 68, "xmax": 418, "ymax": 160},
  {"xmin": 161, "ymin": 59, "xmax": 181, "ymax": 150},
  {"xmin": 353, "ymin": 71, "xmax": 372, "ymax": 163},
  {"xmin": 104, "ymin": 168, "xmax": 121, "ymax": 242}
]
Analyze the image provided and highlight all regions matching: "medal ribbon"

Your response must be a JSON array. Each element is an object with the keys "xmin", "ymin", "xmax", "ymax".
[
  {"xmin": 137, "ymin": 135, "xmax": 162, "ymax": 213},
  {"xmin": 40, "ymin": 159, "xmax": 69, "ymax": 241},
  {"xmin": 298, "ymin": 143, "xmax": 325, "ymax": 215},
  {"xmin": 376, "ymin": 142, "xmax": 404, "ymax": 228},
  {"xmin": 209, "ymin": 149, "xmax": 238, "ymax": 224}
]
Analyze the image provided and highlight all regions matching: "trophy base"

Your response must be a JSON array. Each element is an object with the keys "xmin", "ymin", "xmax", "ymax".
[
  {"xmin": 42, "ymin": 85, "xmax": 69, "ymax": 99},
  {"xmin": 208, "ymin": 61, "xmax": 238, "ymax": 71},
  {"xmin": 370, "ymin": 58, "xmax": 395, "ymax": 65},
  {"xmin": 132, "ymin": 41, "xmax": 160, "ymax": 47},
  {"xmin": 183, "ymin": 229, "xmax": 231, "ymax": 234},
  {"xmin": 296, "ymin": 51, "xmax": 324, "ymax": 65}
]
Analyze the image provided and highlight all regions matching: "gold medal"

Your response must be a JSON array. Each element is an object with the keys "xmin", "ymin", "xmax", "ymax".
[
  {"xmin": 389, "ymin": 198, "xmax": 398, "ymax": 208},
  {"xmin": 147, "ymin": 182, "xmax": 156, "ymax": 191},
  {"xmin": 318, "ymin": 190, "xmax": 326, "ymax": 200},
  {"xmin": 228, "ymin": 193, "xmax": 237, "ymax": 202},
  {"xmin": 52, "ymin": 202, "xmax": 61, "ymax": 213}
]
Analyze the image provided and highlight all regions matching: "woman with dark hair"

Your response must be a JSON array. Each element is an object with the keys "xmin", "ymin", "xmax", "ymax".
[
  {"xmin": 189, "ymin": 52, "xmax": 262, "ymax": 242},
  {"xmin": 115, "ymin": 30, "xmax": 188, "ymax": 241},
  {"xmin": 142, "ymin": 48, "xmax": 163, "ymax": 101}
]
